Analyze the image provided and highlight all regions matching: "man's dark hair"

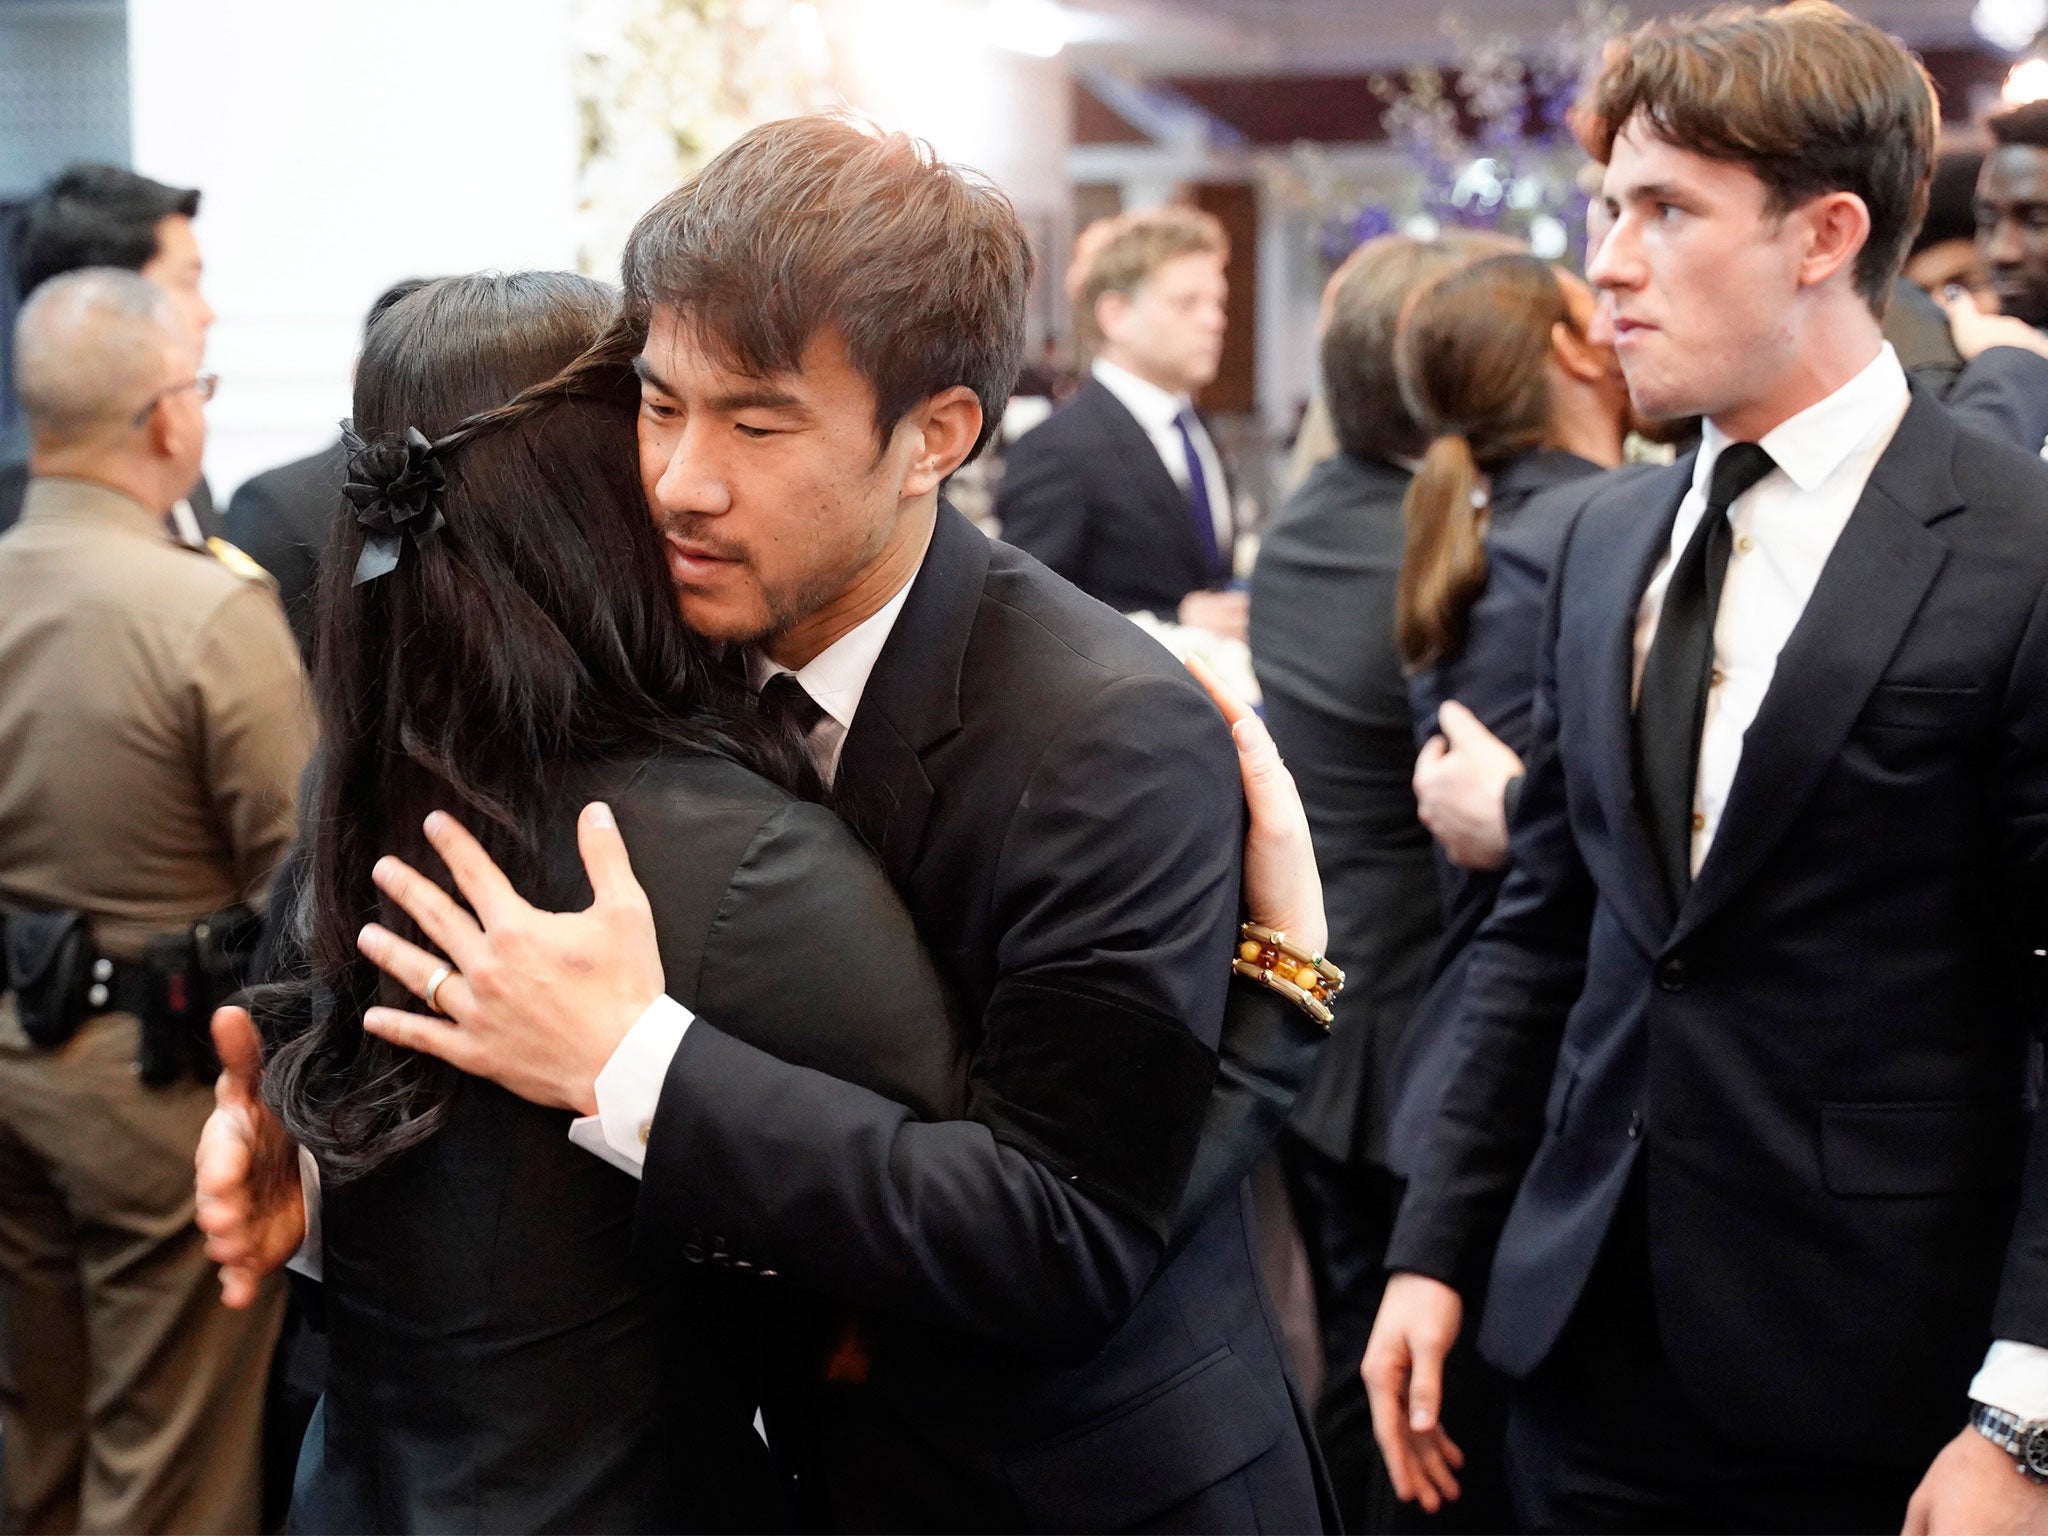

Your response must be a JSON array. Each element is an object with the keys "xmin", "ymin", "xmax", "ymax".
[
  {"xmin": 15, "ymin": 164, "xmax": 201, "ymax": 301},
  {"xmin": 1989, "ymin": 99, "xmax": 2048, "ymax": 152},
  {"xmin": 621, "ymin": 113, "xmax": 1032, "ymax": 462},
  {"xmin": 1912, "ymin": 149, "xmax": 1983, "ymax": 255},
  {"xmin": 1587, "ymin": 1, "xmax": 1938, "ymax": 313},
  {"xmin": 1321, "ymin": 231, "xmax": 1516, "ymax": 465}
]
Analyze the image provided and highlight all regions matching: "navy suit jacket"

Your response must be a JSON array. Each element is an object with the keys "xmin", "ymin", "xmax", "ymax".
[
  {"xmin": 1388, "ymin": 389, "xmax": 2048, "ymax": 1470},
  {"xmin": 998, "ymin": 378, "xmax": 1234, "ymax": 618},
  {"xmin": 635, "ymin": 505, "xmax": 1327, "ymax": 1532}
]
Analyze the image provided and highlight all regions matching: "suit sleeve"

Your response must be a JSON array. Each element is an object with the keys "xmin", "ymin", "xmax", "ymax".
[
  {"xmin": 1941, "ymin": 347, "xmax": 2048, "ymax": 456},
  {"xmin": 1990, "ymin": 570, "xmax": 2048, "ymax": 1349},
  {"xmin": 1384, "ymin": 518, "xmax": 1599, "ymax": 1293},
  {"xmin": 225, "ymin": 477, "xmax": 322, "ymax": 649},
  {"xmin": 187, "ymin": 584, "xmax": 315, "ymax": 904},
  {"xmin": 637, "ymin": 674, "xmax": 1237, "ymax": 1359},
  {"xmin": 994, "ymin": 427, "xmax": 1089, "ymax": 581}
]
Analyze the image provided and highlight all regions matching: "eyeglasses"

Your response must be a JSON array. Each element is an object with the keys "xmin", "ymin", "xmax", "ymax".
[{"xmin": 130, "ymin": 372, "xmax": 219, "ymax": 427}]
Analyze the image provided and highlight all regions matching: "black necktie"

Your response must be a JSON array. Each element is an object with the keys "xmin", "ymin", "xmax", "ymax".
[
  {"xmin": 757, "ymin": 671, "xmax": 825, "ymax": 741},
  {"xmin": 1634, "ymin": 441, "xmax": 1776, "ymax": 902}
]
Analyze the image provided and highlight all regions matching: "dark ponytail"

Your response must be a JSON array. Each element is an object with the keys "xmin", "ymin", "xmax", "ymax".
[{"xmin": 1393, "ymin": 253, "xmax": 1573, "ymax": 670}]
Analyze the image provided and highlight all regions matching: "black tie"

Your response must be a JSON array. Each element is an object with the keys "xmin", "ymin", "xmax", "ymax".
[
  {"xmin": 1634, "ymin": 441, "xmax": 1776, "ymax": 903},
  {"xmin": 757, "ymin": 671, "xmax": 825, "ymax": 741}
]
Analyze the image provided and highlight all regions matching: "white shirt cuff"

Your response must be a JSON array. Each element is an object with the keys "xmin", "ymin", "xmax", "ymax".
[
  {"xmin": 286, "ymin": 1144, "xmax": 323, "ymax": 1283},
  {"xmin": 1970, "ymin": 1340, "xmax": 2048, "ymax": 1420},
  {"xmin": 565, "ymin": 994, "xmax": 691, "ymax": 1180}
]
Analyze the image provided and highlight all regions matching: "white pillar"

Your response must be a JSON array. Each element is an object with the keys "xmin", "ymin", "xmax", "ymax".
[{"xmin": 127, "ymin": 0, "xmax": 580, "ymax": 501}]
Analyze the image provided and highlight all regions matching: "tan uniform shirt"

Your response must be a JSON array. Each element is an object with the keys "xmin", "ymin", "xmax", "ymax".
[{"xmin": 0, "ymin": 476, "xmax": 312, "ymax": 958}]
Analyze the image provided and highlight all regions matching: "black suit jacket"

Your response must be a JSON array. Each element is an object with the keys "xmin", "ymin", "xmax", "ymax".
[
  {"xmin": 1387, "ymin": 389, "xmax": 2048, "ymax": 1470},
  {"xmin": 635, "ymin": 505, "xmax": 1326, "ymax": 1533},
  {"xmin": 1249, "ymin": 449, "xmax": 1442, "ymax": 1168},
  {"xmin": 292, "ymin": 752, "xmax": 967, "ymax": 1534},
  {"xmin": 997, "ymin": 378, "xmax": 1234, "ymax": 618},
  {"xmin": 223, "ymin": 439, "xmax": 345, "ymax": 655}
]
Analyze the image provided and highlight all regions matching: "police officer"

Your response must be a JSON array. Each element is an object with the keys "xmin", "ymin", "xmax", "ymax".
[{"xmin": 0, "ymin": 269, "xmax": 311, "ymax": 1532}]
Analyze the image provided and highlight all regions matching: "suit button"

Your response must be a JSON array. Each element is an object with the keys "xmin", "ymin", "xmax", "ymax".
[
  {"xmin": 1656, "ymin": 957, "xmax": 1687, "ymax": 992},
  {"xmin": 1628, "ymin": 1111, "xmax": 1644, "ymax": 1140}
]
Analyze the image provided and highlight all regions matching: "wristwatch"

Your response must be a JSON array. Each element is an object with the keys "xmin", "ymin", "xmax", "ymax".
[{"xmin": 1969, "ymin": 1401, "xmax": 2048, "ymax": 1484}]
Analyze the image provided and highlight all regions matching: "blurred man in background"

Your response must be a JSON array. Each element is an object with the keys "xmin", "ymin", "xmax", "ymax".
[
  {"xmin": 225, "ymin": 276, "xmax": 434, "ymax": 654},
  {"xmin": 2, "ymin": 166, "xmax": 222, "ymax": 539},
  {"xmin": 1250, "ymin": 231, "xmax": 1516, "ymax": 1536},
  {"xmin": 1980, "ymin": 99, "xmax": 2048, "ymax": 332},
  {"xmin": 998, "ymin": 204, "xmax": 1247, "ymax": 639},
  {"xmin": 0, "ymin": 269, "xmax": 309, "ymax": 1532}
]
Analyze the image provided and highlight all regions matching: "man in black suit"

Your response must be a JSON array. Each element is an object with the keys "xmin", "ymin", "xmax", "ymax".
[
  {"xmin": 998, "ymin": 205, "xmax": 1248, "ymax": 640},
  {"xmin": 2, "ymin": 166, "xmax": 223, "ymax": 539},
  {"xmin": 1250, "ymin": 231, "xmax": 1511, "ymax": 1533},
  {"xmin": 1365, "ymin": 8, "xmax": 2048, "ymax": 1533},
  {"xmin": 223, "ymin": 279, "xmax": 432, "ymax": 653},
  {"xmin": 205, "ymin": 116, "xmax": 1328, "ymax": 1531}
]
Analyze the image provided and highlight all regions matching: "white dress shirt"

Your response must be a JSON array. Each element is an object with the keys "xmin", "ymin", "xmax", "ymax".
[
  {"xmin": 1090, "ymin": 356, "xmax": 1233, "ymax": 555},
  {"xmin": 563, "ymin": 544, "xmax": 925, "ymax": 1173},
  {"xmin": 1632, "ymin": 344, "xmax": 1909, "ymax": 876},
  {"xmin": 1628, "ymin": 340, "xmax": 2048, "ymax": 1421}
]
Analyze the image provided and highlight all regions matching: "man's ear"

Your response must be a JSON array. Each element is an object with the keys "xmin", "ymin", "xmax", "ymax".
[
  {"xmin": 1094, "ymin": 289, "xmax": 1129, "ymax": 346},
  {"xmin": 1796, "ymin": 190, "xmax": 1872, "ymax": 294},
  {"xmin": 901, "ymin": 385, "xmax": 984, "ymax": 498}
]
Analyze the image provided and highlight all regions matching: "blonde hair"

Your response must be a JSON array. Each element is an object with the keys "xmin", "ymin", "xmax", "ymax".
[{"xmin": 1065, "ymin": 204, "xmax": 1228, "ymax": 348}]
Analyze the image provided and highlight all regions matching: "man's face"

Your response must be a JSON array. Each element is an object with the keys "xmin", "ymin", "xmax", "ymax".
[
  {"xmin": 635, "ymin": 312, "xmax": 922, "ymax": 651},
  {"xmin": 1977, "ymin": 144, "xmax": 2048, "ymax": 328},
  {"xmin": 1099, "ymin": 249, "xmax": 1228, "ymax": 395},
  {"xmin": 1586, "ymin": 119, "xmax": 1811, "ymax": 424},
  {"xmin": 139, "ymin": 213, "xmax": 215, "ymax": 348}
]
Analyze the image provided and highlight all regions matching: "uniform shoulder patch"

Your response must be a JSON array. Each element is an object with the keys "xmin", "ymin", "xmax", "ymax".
[{"xmin": 203, "ymin": 536, "xmax": 277, "ymax": 587}]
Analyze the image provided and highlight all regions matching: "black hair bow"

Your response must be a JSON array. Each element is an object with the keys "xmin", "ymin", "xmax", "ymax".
[{"xmin": 343, "ymin": 424, "xmax": 452, "ymax": 585}]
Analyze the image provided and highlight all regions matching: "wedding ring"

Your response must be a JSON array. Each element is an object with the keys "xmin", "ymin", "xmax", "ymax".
[{"xmin": 422, "ymin": 964, "xmax": 454, "ymax": 1015}]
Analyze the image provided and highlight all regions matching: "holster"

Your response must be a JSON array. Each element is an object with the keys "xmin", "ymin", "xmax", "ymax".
[
  {"xmin": 139, "ymin": 907, "xmax": 264, "ymax": 1086},
  {"xmin": 1, "ymin": 909, "xmax": 95, "ymax": 1048}
]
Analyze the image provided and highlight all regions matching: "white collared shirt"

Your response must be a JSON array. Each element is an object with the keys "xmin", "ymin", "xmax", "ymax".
[
  {"xmin": 1632, "ymin": 343, "xmax": 1911, "ymax": 876},
  {"xmin": 1626, "ymin": 340, "xmax": 2048, "ymax": 1421},
  {"xmin": 1090, "ymin": 356, "xmax": 1233, "ymax": 554},
  {"xmin": 564, "ymin": 539, "xmax": 926, "ymax": 1175},
  {"xmin": 745, "ymin": 572, "xmax": 915, "ymax": 788}
]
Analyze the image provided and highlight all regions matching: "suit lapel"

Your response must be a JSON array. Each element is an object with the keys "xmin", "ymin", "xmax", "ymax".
[
  {"xmin": 1670, "ymin": 390, "xmax": 1963, "ymax": 950},
  {"xmin": 1588, "ymin": 460, "xmax": 1695, "ymax": 951},
  {"xmin": 1085, "ymin": 381, "xmax": 1210, "ymax": 574},
  {"xmin": 833, "ymin": 502, "xmax": 989, "ymax": 886}
]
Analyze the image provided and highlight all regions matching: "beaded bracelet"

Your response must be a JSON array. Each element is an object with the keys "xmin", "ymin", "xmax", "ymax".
[{"xmin": 1233, "ymin": 922, "xmax": 1345, "ymax": 1028}]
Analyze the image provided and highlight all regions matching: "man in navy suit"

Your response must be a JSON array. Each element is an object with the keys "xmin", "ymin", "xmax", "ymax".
[
  {"xmin": 1366, "ymin": 7, "xmax": 2048, "ymax": 1532},
  {"xmin": 998, "ymin": 205, "xmax": 1247, "ymax": 640}
]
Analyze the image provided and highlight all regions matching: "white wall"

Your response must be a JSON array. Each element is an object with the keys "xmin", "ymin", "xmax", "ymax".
[{"xmin": 127, "ymin": 0, "xmax": 581, "ymax": 502}]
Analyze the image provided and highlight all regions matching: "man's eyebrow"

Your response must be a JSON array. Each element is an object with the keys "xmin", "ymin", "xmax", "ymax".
[
  {"xmin": 631, "ymin": 355, "xmax": 676, "ymax": 395},
  {"xmin": 1622, "ymin": 180, "xmax": 1690, "ymax": 203},
  {"xmin": 706, "ymin": 385, "xmax": 807, "ymax": 414}
]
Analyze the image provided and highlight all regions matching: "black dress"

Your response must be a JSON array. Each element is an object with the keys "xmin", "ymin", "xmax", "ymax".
[{"xmin": 290, "ymin": 752, "xmax": 967, "ymax": 1534}]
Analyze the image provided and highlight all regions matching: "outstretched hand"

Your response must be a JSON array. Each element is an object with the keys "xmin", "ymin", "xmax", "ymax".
[
  {"xmin": 1186, "ymin": 653, "xmax": 1328, "ymax": 958},
  {"xmin": 356, "ymin": 803, "xmax": 664, "ymax": 1115},
  {"xmin": 194, "ymin": 1006, "xmax": 303, "ymax": 1308}
]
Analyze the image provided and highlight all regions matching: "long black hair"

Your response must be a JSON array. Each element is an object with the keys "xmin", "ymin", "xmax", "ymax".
[{"xmin": 259, "ymin": 271, "xmax": 814, "ymax": 1180}]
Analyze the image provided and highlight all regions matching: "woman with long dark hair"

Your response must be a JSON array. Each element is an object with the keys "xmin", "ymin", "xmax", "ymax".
[{"xmin": 252, "ymin": 271, "xmax": 967, "ymax": 1531}]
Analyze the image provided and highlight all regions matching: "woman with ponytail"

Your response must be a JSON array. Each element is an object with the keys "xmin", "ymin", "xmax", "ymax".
[{"xmin": 1386, "ymin": 252, "xmax": 1636, "ymax": 1162}]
